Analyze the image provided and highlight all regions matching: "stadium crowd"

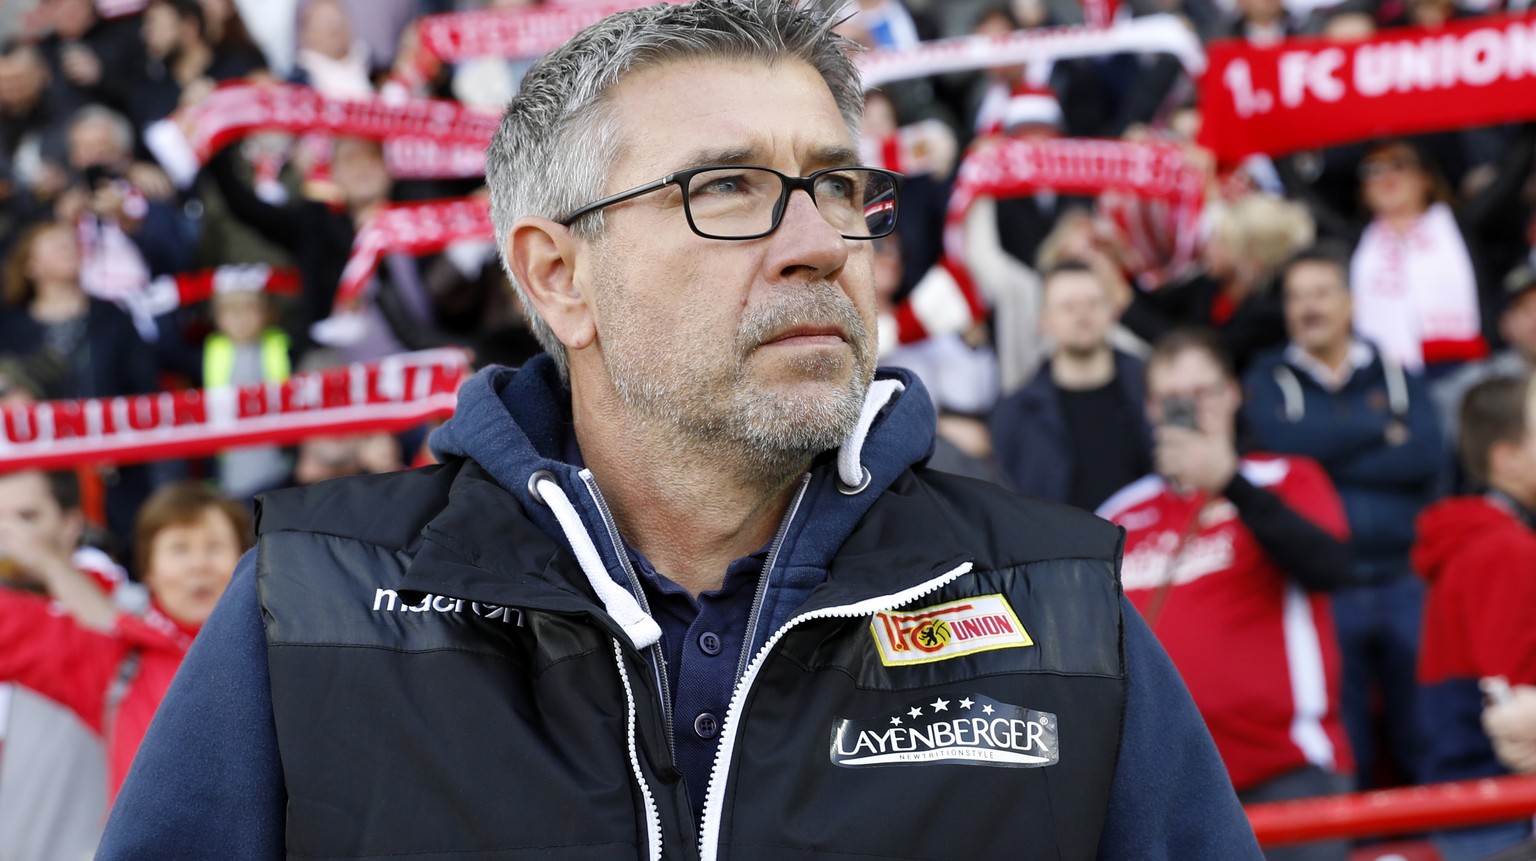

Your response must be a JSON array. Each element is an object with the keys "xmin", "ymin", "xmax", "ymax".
[{"xmin": 1, "ymin": 0, "xmax": 1536, "ymax": 858}]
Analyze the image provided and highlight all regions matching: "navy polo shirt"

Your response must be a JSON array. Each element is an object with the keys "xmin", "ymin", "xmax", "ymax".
[{"xmin": 628, "ymin": 544, "xmax": 767, "ymax": 818}]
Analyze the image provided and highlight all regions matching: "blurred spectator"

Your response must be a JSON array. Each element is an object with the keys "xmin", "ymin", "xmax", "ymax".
[
  {"xmin": 205, "ymin": 289, "xmax": 292, "ymax": 498},
  {"xmin": 1244, "ymin": 244, "xmax": 1443, "ymax": 789},
  {"xmin": 1435, "ymin": 267, "xmax": 1536, "ymax": 443},
  {"xmin": 0, "ymin": 468, "xmax": 120, "ymax": 861},
  {"xmin": 124, "ymin": 0, "xmax": 264, "ymax": 133},
  {"xmin": 1212, "ymin": 0, "xmax": 1298, "ymax": 44},
  {"xmin": 292, "ymin": 431, "xmax": 403, "ymax": 485},
  {"xmin": 1115, "ymin": 193, "xmax": 1314, "ymax": 374},
  {"xmin": 1350, "ymin": 140, "xmax": 1486, "ymax": 377},
  {"xmin": 335, "ymin": 0, "xmax": 416, "ymax": 73},
  {"xmin": 0, "ymin": 220, "xmax": 160, "ymax": 551},
  {"xmin": 990, "ymin": 259, "xmax": 1151, "ymax": 510},
  {"xmin": 204, "ymin": 135, "xmax": 391, "ymax": 353},
  {"xmin": 0, "ymin": 480, "xmax": 251, "ymax": 803},
  {"xmin": 197, "ymin": 0, "xmax": 268, "ymax": 71},
  {"xmin": 0, "ymin": 41, "xmax": 68, "ymax": 194},
  {"xmin": 289, "ymin": 0, "xmax": 373, "ymax": 98},
  {"xmin": 33, "ymin": 0, "xmax": 143, "ymax": 121},
  {"xmin": 874, "ymin": 234, "xmax": 999, "ymax": 418},
  {"xmin": 56, "ymin": 104, "xmax": 193, "ymax": 318},
  {"xmin": 1098, "ymin": 329, "xmax": 1355, "ymax": 861},
  {"xmin": 1413, "ymin": 375, "xmax": 1536, "ymax": 859}
]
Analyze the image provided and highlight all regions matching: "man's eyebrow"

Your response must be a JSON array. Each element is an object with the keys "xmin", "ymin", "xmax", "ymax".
[
  {"xmin": 675, "ymin": 146, "xmax": 758, "ymax": 171},
  {"xmin": 672, "ymin": 144, "xmax": 864, "ymax": 173},
  {"xmin": 808, "ymin": 145, "xmax": 862, "ymax": 169}
]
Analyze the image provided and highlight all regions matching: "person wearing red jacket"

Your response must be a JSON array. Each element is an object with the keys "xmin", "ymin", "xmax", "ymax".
[
  {"xmin": 1098, "ymin": 328, "xmax": 1356, "ymax": 861},
  {"xmin": 0, "ymin": 480, "xmax": 250, "ymax": 800},
  {"xmin": 1413, "ymin": 375, "xmax": 1536, "ymax": 861}
]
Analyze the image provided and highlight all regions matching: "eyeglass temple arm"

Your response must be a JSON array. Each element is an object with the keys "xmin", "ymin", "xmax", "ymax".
[{"xmin": 557, "ymin": 175, "xmax": 678, "ymax": 226}]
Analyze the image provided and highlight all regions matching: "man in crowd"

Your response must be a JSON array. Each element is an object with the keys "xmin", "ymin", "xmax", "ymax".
[
  {"xmin": 1242, "ymin": 244, "xmax": 1442, "ymax": 788},
  {"xmin": 101, "ymin": 2, "xmax": 1258, "ymax": 857},
  {"xmin": 0, "ymin": 469, "xmax": 123, "ymax": 861},
  {"xmin": 1098, "ymin": 329, "xmax": 1355, "ymax": 861},
  {"xmin": 1412, "ymin": 376, "xmax": 1536, "ymax": 860},
  {"xmin": 990, "ymin": 259, "xmax": 1151, "ymax": 510}
]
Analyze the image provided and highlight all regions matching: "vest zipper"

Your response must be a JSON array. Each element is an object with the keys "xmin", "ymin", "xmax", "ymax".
[
  {"xmin": 696, "ymin": 560, "xmax": 975, "ymax": 861},
  {"xmin": 611, "ymin": 639, "xmax": 665, "ymax": 861},
  {"xmin": 734, "ymin": 474, "xmax": 811, "ymax": 682},
  {"xmin": 578, "ymin": 469, "xmax": 677, "ymax": 763}
]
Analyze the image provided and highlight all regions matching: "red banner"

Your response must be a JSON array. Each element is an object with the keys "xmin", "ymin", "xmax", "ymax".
[
  {"xmin": 176, "ymin": 84, "xmax": 498, "ymax": 164},
  {"xmin": 415, "ymin": 0, "xmax": 681, "ymax": 65},
  {"xmin": 1199, "ymin": 14, "xmax": 1536, "ymax": 163},
  {"xmin": 336, "ymin": 197, "xmax": 494, "ymax": 309},
  {"xmin": 0, "ymin": 350, "xmax": 469, "ymax": 471}
]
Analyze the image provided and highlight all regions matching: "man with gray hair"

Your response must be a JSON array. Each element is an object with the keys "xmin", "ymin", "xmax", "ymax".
[{"xmin": 100, "ymin": 2, "xmax": 1256, "ymax": 858}]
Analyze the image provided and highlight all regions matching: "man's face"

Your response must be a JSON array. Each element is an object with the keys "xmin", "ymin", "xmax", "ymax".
[
  {"xmin": 1041, "ymin": 269, "xmax": 1113, "ymax": 358},
  {"xmin": 1283, "ymin": 260, "xmax": 1353, "ymax": 357},
  {"xmin": 44, "ymin": 0, "xmax": 97, "ymax": 41},
  {"xmin": 1145, "ymin": 348, "xmax": 1239, "ymax": 437},
  {"xmin": 332, "ymin": 138, "xmax": 391, "ymax": 208},
  {"xmin": 67, "ymin": 117, "xmax": 127, "ymax": 172},
  {"xmin": 1500, "ymin": 289, "xmax": 1536, "ymax": 364},
  {"xmin": 0, "ymin": 51, "xmax": 47, "ymax": 114},
  {"xmin": 574, "ymin": 58, "xmax": 877, "ymax": 463},
  {"xmin": 141, "ymin": 3, "xmax": 184, "ymax": 60},
  {"xmin": 0, "ymin": 471, "xmax": 79, "ymax": 565}
]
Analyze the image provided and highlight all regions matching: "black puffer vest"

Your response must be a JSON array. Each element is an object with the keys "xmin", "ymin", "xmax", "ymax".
[{"xmin": 256, "ymin": 459, "xmax": 1128, "ymax": 861}]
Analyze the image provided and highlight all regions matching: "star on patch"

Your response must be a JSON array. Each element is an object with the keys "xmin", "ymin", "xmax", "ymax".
[
  {"xmin": 982, "ymin": 704, "xmax": 996, "ymax": 715},
  {"xmin": 959, "ymin": 697, "xmax": 975, "ymax": 710},
  {"xmin": 890, "ymin": 716, "xmax": 902, "ymax": 727},
  {"xmin": 931, "ymin": 697, "xmax": 950, "ymax": 712},
  {"xmin": 908, "ymin": 706, "xmax": 923, "ymax": 719}
]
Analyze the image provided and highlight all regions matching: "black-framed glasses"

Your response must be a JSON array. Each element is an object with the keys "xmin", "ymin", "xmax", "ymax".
[{"xmin": 557, "ymin": 164, "xmax": 903, "ymax": 240}]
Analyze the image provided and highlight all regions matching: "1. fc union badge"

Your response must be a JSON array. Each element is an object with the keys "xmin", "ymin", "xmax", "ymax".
[{"xmin": 870, "ymin": 593, "xmax": 1033, "ymax": 666}]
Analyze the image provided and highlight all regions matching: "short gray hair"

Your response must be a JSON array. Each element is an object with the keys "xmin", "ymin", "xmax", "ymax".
[
  {"xmin": 484, "ymin": 0, "xmax": 865, "ymax": 382},
  {"xmin": 67, "ymin": 103, "xmax": 134, "ymax": 157}
]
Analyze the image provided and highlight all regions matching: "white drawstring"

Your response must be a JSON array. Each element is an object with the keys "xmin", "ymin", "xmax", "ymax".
[
  {"xmin": 837, "ymin": 378, "xmax": 905, "ymax": 492},
  {"xmin": 532, "ymin": 475, "xmax": 663, "ymax": 650}
]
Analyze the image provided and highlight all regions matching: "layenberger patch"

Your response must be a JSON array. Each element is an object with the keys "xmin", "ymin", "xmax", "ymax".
[
  {"xmin": 831, "ymin": 694, "xmax": 1059, "ymax": 768},
  {"xmin": 870, "ymin": 594, "xmax": 1033, "ymax": 666}
]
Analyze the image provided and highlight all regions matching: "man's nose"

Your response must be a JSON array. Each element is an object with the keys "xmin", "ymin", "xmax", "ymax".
[{"xmin": 766, "ymin": 188, "xmax": 848, "ymax": 282}]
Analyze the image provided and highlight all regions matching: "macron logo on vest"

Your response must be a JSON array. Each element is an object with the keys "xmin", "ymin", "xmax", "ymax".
[{"xmin": 372, "ymin": 588, "xmax": 521, "ymax": 624}]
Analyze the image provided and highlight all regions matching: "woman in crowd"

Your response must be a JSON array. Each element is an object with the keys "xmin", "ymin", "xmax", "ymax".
[
  {"xmin": 0, "ymin": 220, "xmax": 161, "ymax": 553},
  {"xmin": 0, "ymin": 481, "xmax": 251, "ymax": 799}
]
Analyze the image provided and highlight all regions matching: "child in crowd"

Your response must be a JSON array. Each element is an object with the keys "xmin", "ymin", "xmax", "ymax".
[{"xmin": 204, "ymin": 287, "xmax": 291, "ymax": 498}]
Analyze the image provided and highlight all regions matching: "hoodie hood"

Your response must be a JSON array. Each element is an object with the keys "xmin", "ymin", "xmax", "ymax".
[
  {"xmin": 429, "ymin": 354, "xmax": 938, "ymax": 646},
  {"xmin": 1413, "ymin": 496, "xmax": 1525, "ymax": 584}
]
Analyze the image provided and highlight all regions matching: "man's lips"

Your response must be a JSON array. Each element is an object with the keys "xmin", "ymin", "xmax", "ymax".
[{"xmin": 760, "ymin": 325, "xmax": 847, "ymax": 347}]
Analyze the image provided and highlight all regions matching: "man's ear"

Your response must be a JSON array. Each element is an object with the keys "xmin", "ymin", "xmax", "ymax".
[{"xmin": 507, "ymin": 216, "xmax": 597, "ymax": 351}]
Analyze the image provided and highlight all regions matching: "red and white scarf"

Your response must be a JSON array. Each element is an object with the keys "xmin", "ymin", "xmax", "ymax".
[
  {"xmin": 1350, "ymin": 203, "xmax": 1486, "ymax": 370},
  {"xmin": 335, "ymin": 197, "xmax": 494, "ymax": 310},
  {"xmin": 0, "ymin": 349, "xmax": 469, "ymax": 471}
]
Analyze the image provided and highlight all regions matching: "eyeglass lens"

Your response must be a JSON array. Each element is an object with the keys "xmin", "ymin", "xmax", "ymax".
[{"xmin": 685, "ymin": 167, "xmax": 897, "ymax": 239}]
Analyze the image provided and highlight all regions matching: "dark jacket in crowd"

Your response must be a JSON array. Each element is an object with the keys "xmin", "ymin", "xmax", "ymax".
[
  {"xmin": 989, "ymin": 351, "xmax": 1151, "ymax": 505},
  {"xmin": 1120, "ymin": 272, "xmax": 1287, "ymax": 375},
  {"xmin": 1242, "ymin": 343, "xmax": 1443, "ymax": 583}
]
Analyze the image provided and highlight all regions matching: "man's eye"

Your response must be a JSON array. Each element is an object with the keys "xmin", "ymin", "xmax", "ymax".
[
  {"xmin": 692, "ymin": 174, "xmax": 752, "ymax": 197},
  {"xmin": 814, "ymin": 173, "xmax": 857, "ymax": 201}
]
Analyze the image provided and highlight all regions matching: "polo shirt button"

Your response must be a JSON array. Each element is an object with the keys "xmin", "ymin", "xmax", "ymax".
[
  {"xmin": 694, "ymin": 712, "xmax": 720, "ymax": 739},
  {"xmin": 698, "ymin": 631, "xmax": 723, "ymax": 656}
]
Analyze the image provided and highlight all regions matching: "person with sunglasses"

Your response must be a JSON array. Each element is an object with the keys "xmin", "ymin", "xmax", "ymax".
[{"xmin": 101, "ymin": 3, "xmax": 1256, "ymax": 858}]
